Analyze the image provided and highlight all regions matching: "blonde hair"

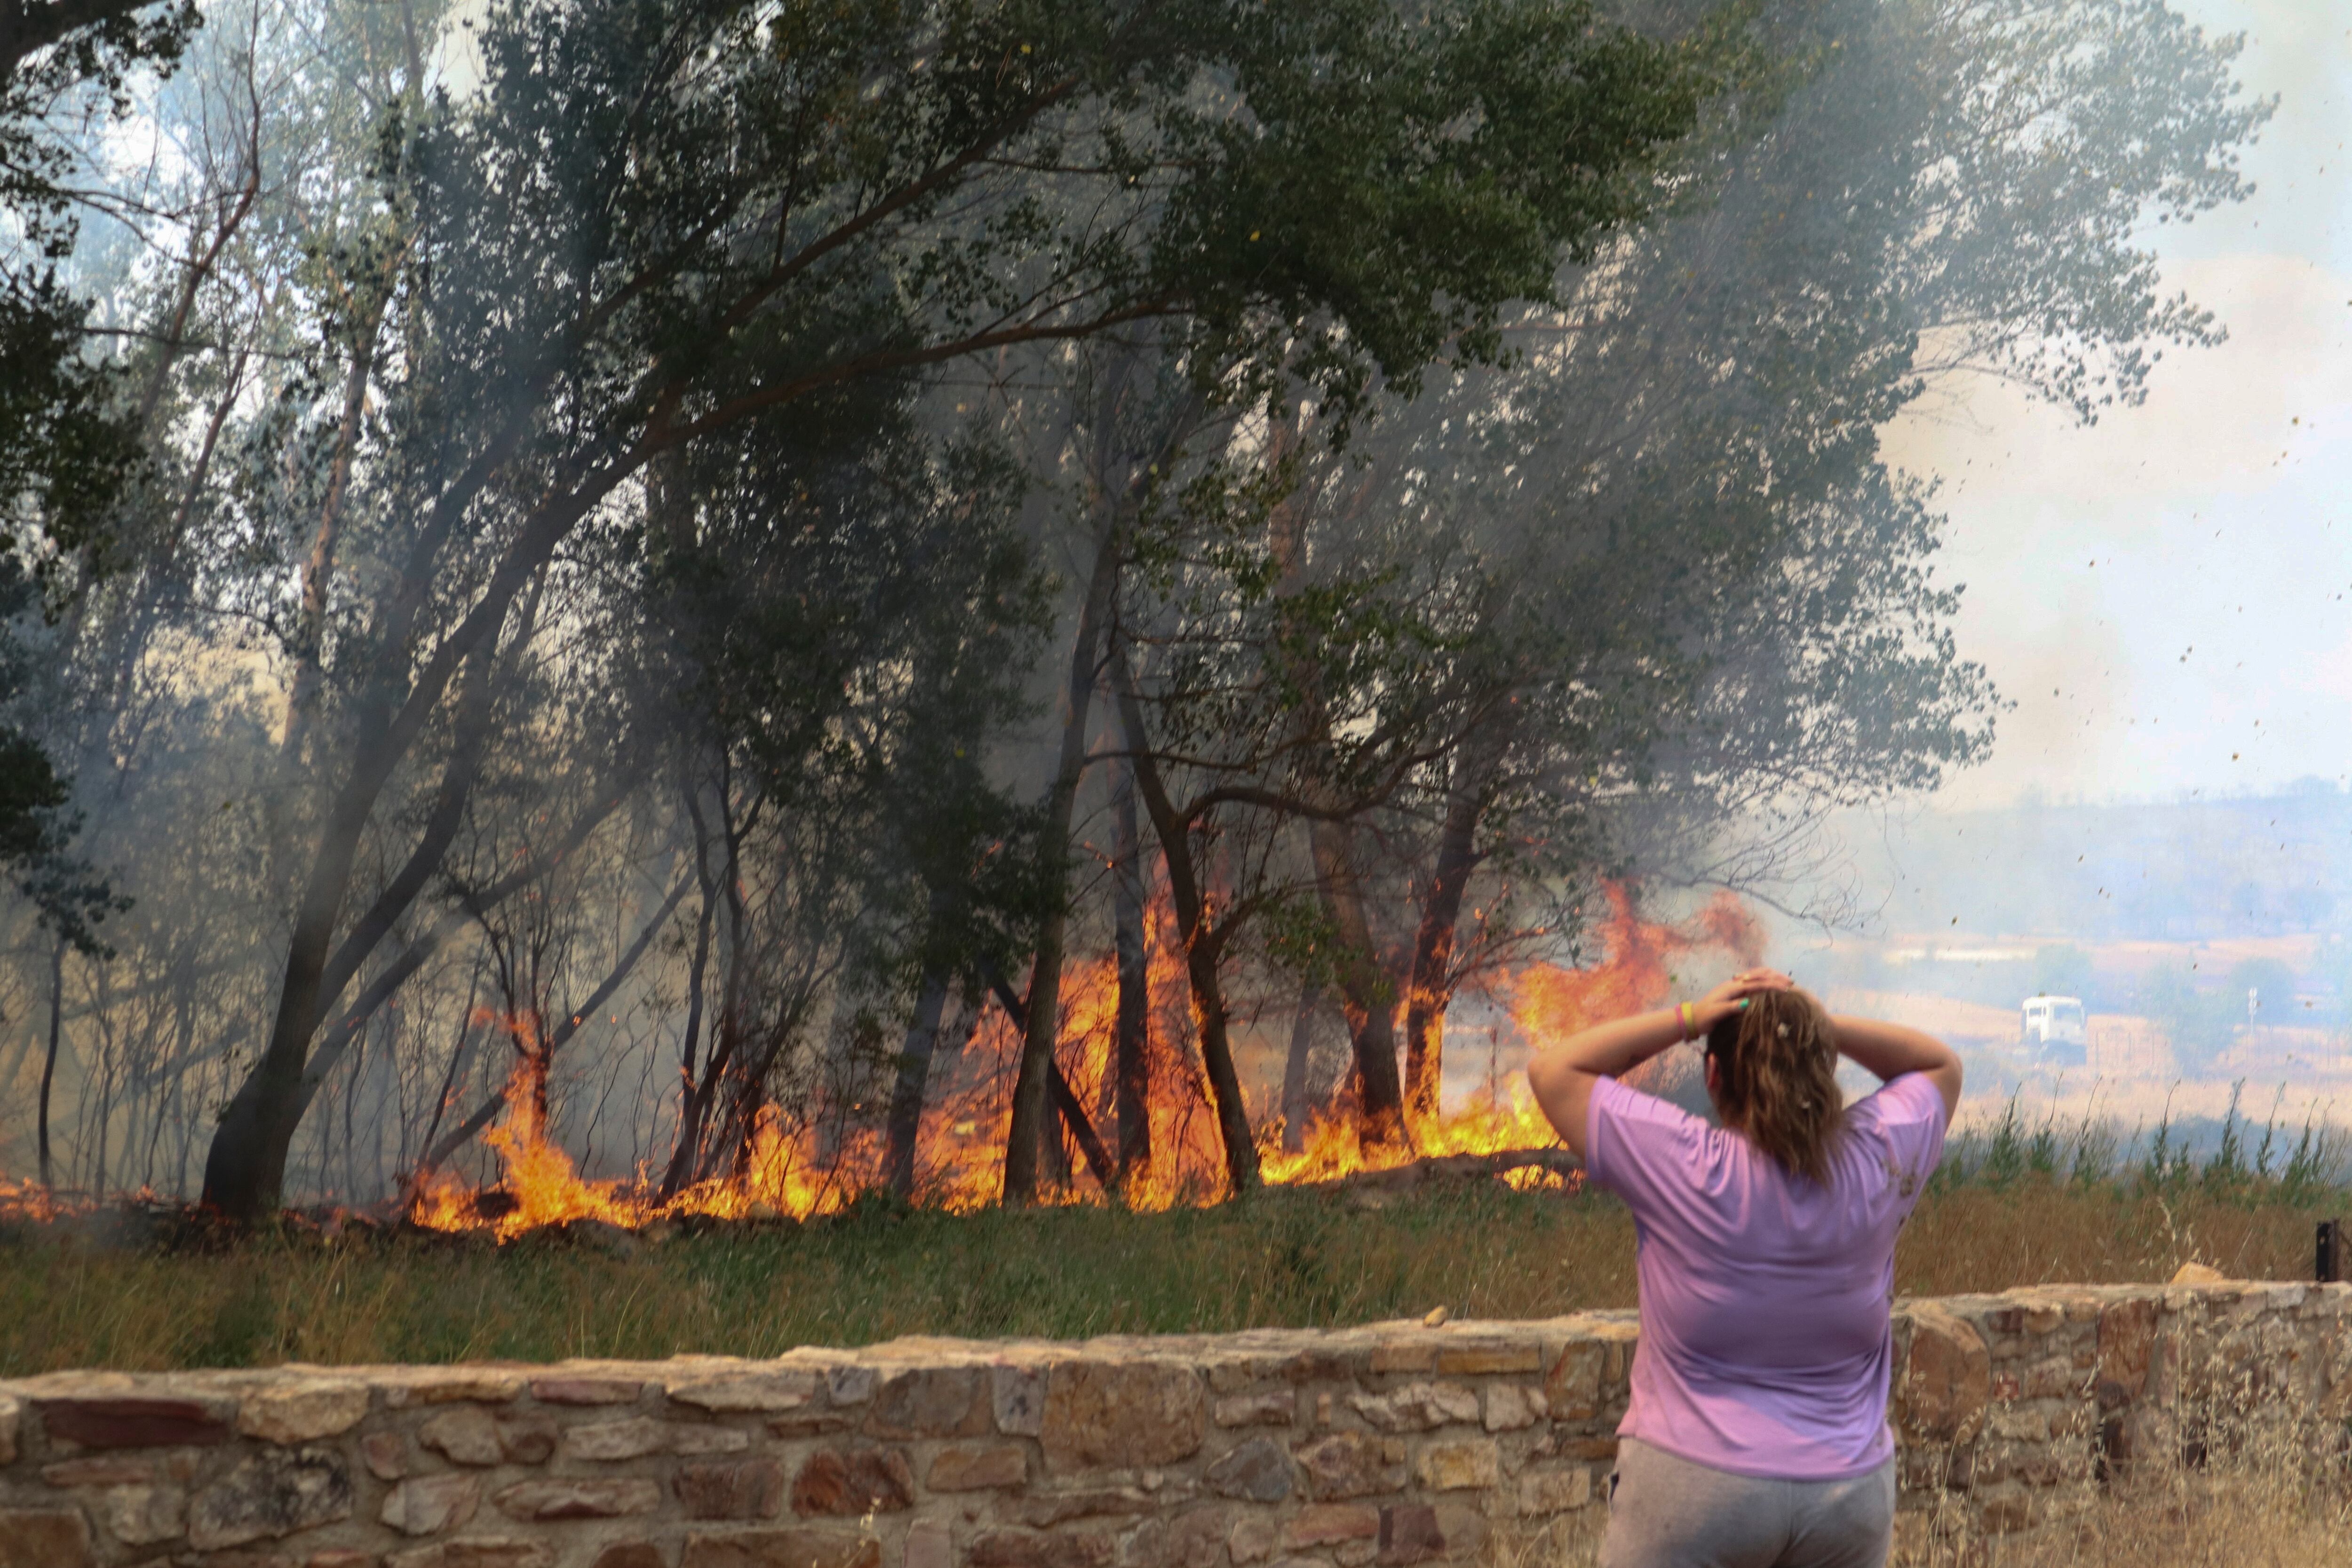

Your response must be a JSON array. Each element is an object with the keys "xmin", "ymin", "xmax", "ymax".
[{"xmin": 1703, "ymin": 989, "xmax": 1844, "ymax": 1185}]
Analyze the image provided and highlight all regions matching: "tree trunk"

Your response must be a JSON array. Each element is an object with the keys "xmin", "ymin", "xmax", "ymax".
[
  {"xmin": 1310, "ymin": 819, "xmax": 1408, "ymax": 1153},
  {"xmin": 883, "ymin": 966, "xmax": 952, "ymax": 1198},
  {"xmin": 1400, "ymin": 721, "xmax": 1509, "ymax": 1124},
  {"xmin": 1002, "ymin": 512, "xmax": 1122, "ymax": 1205},
  {"xmin": 1110, "ymin": 756, "xmax": 1152, "ymax": 1185},
  {"xmin": 204, "ymin": 592, "xmax": 527, "ymax": 1217},
  {"xmin": 1113, "ymin": 671, "xmax": 1259, "ymax": 1196},
  {"xmin": 37, "ymin": 939, "xmax": 63, "ymax": 1189},
  {"xmin": 1280, "ymin": 981, "xmax": 1320, "ymax": 1154}
]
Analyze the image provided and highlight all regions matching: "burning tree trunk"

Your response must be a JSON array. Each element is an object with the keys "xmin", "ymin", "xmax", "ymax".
[
  {"xmin": 1310, "ymin": 819, "xmax": 1409, "ymax": 1154},
  {"xmin": 884, "ymin": 959, "xmax": 954, "ymax": 1199},
  {"xmin": 1400, "ymin": 717, "xmax": 1512, "ymax": 1125},
  {"xmin": 1110, "ymin": 756, "xmax": 1153, "ymax": 1186},
  {"xmin": 1113, "ymin": 662, "xmax": 1261, "ymax": 1197},
  {"xmin": 1002, "ymin": 509, "xmax": 1120, "ymax": 1206},
  {"xmin": 1004, "ymin": 355, "xmax": 1204, "ymax": 1207}
]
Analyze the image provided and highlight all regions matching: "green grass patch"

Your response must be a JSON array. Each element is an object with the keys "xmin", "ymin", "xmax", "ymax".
[{"xmin": 4, "ymin": 1155, "xmax": 2349, "ymax": 1375}]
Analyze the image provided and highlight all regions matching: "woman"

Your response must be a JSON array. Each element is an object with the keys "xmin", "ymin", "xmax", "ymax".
[{"xmin": 1526, "ymin": 968, "xmax": 1961, "ymax": 1568}]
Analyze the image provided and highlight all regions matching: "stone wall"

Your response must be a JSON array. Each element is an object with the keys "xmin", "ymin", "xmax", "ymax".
[{"xmin": 2, "ymin": 1278, "xmax": 2346, "ymax": 1568}]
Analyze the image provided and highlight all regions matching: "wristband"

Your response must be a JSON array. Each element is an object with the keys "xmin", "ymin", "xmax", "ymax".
[{"xmin": 1678, "ymin": 1001, "xmax": 1697, "ymax": 1043}]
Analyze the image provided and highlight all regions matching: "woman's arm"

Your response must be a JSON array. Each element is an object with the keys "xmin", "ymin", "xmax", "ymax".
[
  {"xmin": 1528, "ymin": 968, "xmax": 1789, "ymax": 1158},
  {"xmin": 1828, "ymin": 1012, "xmax": 1963, "ymax": 1123}
]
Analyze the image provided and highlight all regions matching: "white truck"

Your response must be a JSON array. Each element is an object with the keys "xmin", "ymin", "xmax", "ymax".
[{"xmin": 2020, "ymin": 994, "xmax": 2087, "ymax": 1065}]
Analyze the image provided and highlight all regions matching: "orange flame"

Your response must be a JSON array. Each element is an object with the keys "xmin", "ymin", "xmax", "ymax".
[{"xmin": 395, "ymin": 883, "xmax": 1767, "ymax": 1236}]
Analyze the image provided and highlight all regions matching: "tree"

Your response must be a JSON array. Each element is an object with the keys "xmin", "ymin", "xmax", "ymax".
[
  {"xmin": 991, "ymin": 0, "xmax": 1709, "ymax": 1201},
  {"xmin": 1246, "ymin": 0, "xmax": 2266, "ymax": 1139}
]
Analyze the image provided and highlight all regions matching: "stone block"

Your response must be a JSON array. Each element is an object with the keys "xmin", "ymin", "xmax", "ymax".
[
  {"xmin": 670, "ymin": 1373, "xmax": 817, "ymax": 1414},
  {"xmin": 495, "ymin": 1416, "xmax": 558, "ymax": 1464},
  {"xmin": 1213, "ymin": 1392, "xmax": 1295, "ymax": 1428},
  {"xmin": 1481, "ymin": 1385, "xmax": 1542, "ymax": 1432},
  {"xmin": 564, "ymin": 1417, "xmax": 670, "ymax": 1461},
  {"xmin": 530, "ymin": 1376, "xmax": 646, "ymax": 1406},
  {"xmin": 827, "ymin": 1366, "xmax": 877, "ymax": 1407},
  {"xmin": 1368, "ymin": 1343, "xmax": 1434, "ymax": 1375},
  {"xmin": 1543, "ymin": 1344, "xmax": 1606, "ymax": 1422},
  {"xmin": 385, "ymin": 1544, "xmax": 556, "ymax": 1568},
  {"xmin": 1899, "ymin": 1306, "xmax": 1989, "ymax": 1443},
  {"xmin": 1204, "ymin": 1437, "xmax": 1295, "ymax": 1503},
  {"xmin": 102, "ymin": 1481, "xmax": 186, "ymax": 1545},
  {"xmin": 680, "ymin": 1527, "xmax": 881, "ymax": 1568},
  {"xmin": 308, "ymin": 1551, "xmax": 377, "ymax": 1568},
  {"xmin": 792, "ymin": 1447, "xmax": 917, "ymax": 1516},
  {"xmin": 969, "ymin": 1530, "xmax": 1117, "ymax": 1568},
  {"xmin": 590, "ymin": 1546, "xmax": 671, "ymax": 1568},
  {"xmin": 360, "ymin": 1431, "xmax": 411, "ymax": 1480},
  {"xmin": 1020, "ymin": 1489, "xmax": 1155, "ymax": 1527},
  {"xmin": 37, "ymin": 1395, "xmax": 232, "ymax": 1449},
  {"xmin": 905, "ymin": 1520, "xmax": 954, "ymax": 1568},
  {"xmin": 380, "ymin": 1474, "xmax": 482, "ymax": 1536},
  {"xmin": 866, "ymin": 1367, "xmax": 986, "ymax": 1439},
  {"xmin": 2098, "ymin": 1299, "xmax": 2157, "ymax": 1403},
  {"xmin": 1286, "ymin": 1504, "xmax": 1380, "ymax": 1548},
  {"xmin": 1516, "ymin": 1468, "xmax": 1591, "ymax": 1516},
  {"xmin": 1432, "ymin": 1343, "xmax": 1541, "ymax": 1377},
  {"xmin": 493, "ymin": 1477, "xmax": 663, "ymax": 1520},
  {"xmin": 1293, "ymin": 1432, "xmax": 1406, "ymax": 1500},
  {"xmin": 188, "ymin": 1446, "xmax": 354, "ymax": 1550},
  {"xmin": 383, "ymin": 1373, "xmax": 527, "ymax": 1409},
  {"xmin": 1124, "ymin": 1504, "xmax": 1230, "ymax": 1568},
  {"xmin": 1229, "ymin": 1514, "xmax": 1280, "ymax": 1565},
  {"xmin": 676, "ymin": 1457, "xmax": 788, "ymax": 1520},
  {"xmin": 0, "ymin": 1395, "xmax": 16, "ymax": 1466},
  {"xmin": 1413, "ymin": 1440, "xmax": 1497, "ymax": 1492},
  {"xmin": 41, "ymin": 1455, "xmax": 155, "ymax": 1486},
  {"xmin": 238, "ymin": 1381, "xmax": 372, "ymax": 1445},
  {"xmin": 1041, "ymin": 1362, "xmax": 1208, "ymax": 1472},
  {"xmin": 927, "ymin": 1442, "xmax": 1028, "ymax": 1491},
  {"xmin": 681, "ymin": 1425, "xmax": 755, "ymax": 1454},
  {"xmin": 993, "ymin": 1365, "xmax": 1047, "ymax": 1437},
  {"xmin": 1375, "ymin": 1504, "xmax": 1444, "ymax": 1566},
  {"xmin": 420, "ymin": 1406, "xmax": 503, "ymax": 1466},
  {"xmin": 0, "ymin": 1509, "xmax": 97, "ymax": 1568},
  {"xmin": 1348, "ymin": 1384, "xmax": 1479, "ymax": 1434}
]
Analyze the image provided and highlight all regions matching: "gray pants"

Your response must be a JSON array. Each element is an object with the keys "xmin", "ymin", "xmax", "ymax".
[{"xmin": 1597, "ymin": 1437, "xmax": 1895, "ymax": 1568}]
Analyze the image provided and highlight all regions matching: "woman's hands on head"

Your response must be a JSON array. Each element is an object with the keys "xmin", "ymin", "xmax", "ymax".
[{"xmin": 1692, "ymin": 967, "xmax": 1796, "ymax": 1037}]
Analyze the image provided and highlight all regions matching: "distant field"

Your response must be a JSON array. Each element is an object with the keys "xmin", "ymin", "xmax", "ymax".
[{"xmin": 1, "ymin": 1148, "xmax": 2343, "ymax": 1375}]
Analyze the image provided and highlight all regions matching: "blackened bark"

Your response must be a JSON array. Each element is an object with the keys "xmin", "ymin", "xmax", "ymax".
[
  {"xmin": 36, "ymin": 938, "xmax": 62, "ymax": 1188},
  {"xmin": 1401, "ymin": 724, "xmax": 1507, "ymax": 1124},
  {"xmin": 1110, "ymin": 756, "xmax": 1152, "ymax": 1184},
  {"xmin": 978, "ymin": 959, "xmax": 1119, "ymax": 1192},
  {"xmin": 883, "ymin": 967, "xmax": 952, "ymax": 1198},
  {"xmin": 1113, "ymin": 670, "xmax": 1260, "ymax": 1196},
  {"xmin": 1003, "ymin": 506, "xmax": 1120, "ymax": 1205},
  {"xmin": 1310, "ymin": 819, "xmax": 1408, "ymax": 1153}
]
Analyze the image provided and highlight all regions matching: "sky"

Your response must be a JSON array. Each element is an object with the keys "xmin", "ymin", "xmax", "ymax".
[{"xmin": 1877, "ymin": 0, "xmax": 2352, "ymax": 810}]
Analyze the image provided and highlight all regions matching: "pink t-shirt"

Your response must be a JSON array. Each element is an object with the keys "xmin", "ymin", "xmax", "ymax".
[{"xmin": 1584, "ymin": 1071, "xmax": 1948, "ymax": 1480}]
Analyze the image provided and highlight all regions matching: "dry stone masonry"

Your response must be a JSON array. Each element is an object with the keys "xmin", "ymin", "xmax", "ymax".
[{"xmin": 2, "ymin": 1278, "xmax": 2347, "ymax": 1567}]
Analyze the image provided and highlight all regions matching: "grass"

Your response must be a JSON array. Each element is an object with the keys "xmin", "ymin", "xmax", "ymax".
[
  {"xmin": 2, "ymin": 1156, "xmax": 2347, "ymax": 1376},
  {"xmin": 1, "ymin": 1097, "xmax": 2342, "ymax": 1375}
]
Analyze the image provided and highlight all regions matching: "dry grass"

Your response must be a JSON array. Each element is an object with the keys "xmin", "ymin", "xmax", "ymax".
[{"xmin": 0, "ymin": 1169, "xmax": 2344, "ymax": 1375}]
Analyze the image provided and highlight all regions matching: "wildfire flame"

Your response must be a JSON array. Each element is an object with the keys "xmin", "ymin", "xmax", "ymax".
[
  {"xmin": 0, "ymin": 884, "xmax": 1763, "ymax": 1234},
  {"xmin": 397, "ymin": 880, "xmax": 1763, "ymax": 1237}
]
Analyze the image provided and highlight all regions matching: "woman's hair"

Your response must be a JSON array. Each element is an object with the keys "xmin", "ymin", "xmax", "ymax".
[{"xmin": 1703, "ymin": 989, "xmax": 1844, "ymax": 1185}]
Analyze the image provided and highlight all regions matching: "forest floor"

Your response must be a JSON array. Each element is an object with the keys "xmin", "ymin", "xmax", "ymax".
[{"xmin": 1, "ymin": 1162, "xmax": 2344, "ymax": 1375}]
